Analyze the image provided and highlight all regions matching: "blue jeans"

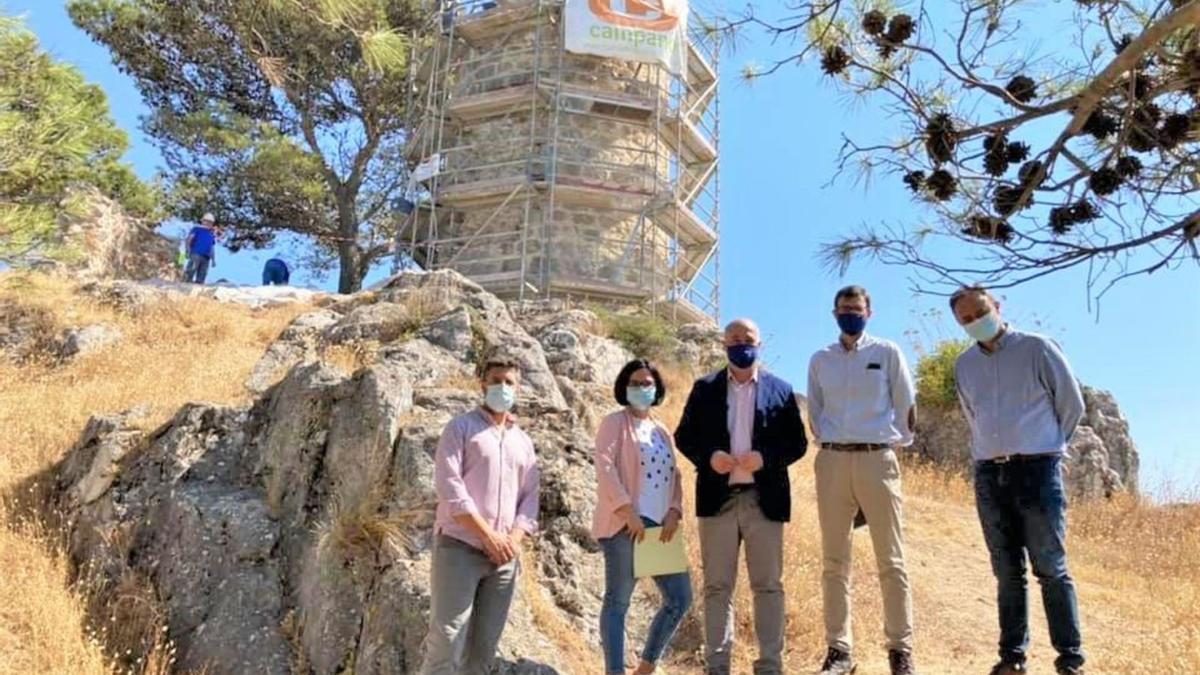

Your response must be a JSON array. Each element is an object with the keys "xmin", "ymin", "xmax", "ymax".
[
  {"xmin": 974, "ymin": 455, "xmax": 1084, "ymax": 671},
  {"xmin": 599, "ymin": 517, "xmax": 693, "ymax": 674}
]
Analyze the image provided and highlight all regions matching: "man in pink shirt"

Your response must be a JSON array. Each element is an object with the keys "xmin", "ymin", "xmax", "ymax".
[{"xmin": 421, "ymin": 355, "xmax": 540, "ymax": 675}]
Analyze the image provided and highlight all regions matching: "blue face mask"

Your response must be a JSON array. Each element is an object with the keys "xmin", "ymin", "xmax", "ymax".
[
  {"xmin": 484, "ymin": 383, "xmax": 516, "ymax": 413},
  {"xmin": 626, "ymin": 385, "xmax": 657, "ymax": 411},
  {"xmin": 964, "ymin": 312, "xmax": 1003, "ymax": 343},
  {"xmin": 726, "ymin": 344, "xmax": 759, "ymax": 369},
  {"xmin": 836, "ymin": 313, "xmax": 867, "ymax": 336}
]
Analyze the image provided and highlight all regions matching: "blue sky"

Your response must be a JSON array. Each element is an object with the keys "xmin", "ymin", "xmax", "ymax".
[{"xmin": 8, "ymin": 1, "xmax": 1197, "ymax": 497}]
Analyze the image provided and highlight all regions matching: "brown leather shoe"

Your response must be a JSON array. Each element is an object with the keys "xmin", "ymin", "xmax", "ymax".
[
  {"xmin": 888, "ymin": 650, "xmax": 915, "ymax": 675},
  {"xmin": 988, "ymin": 661, "xmax": 1027, "ymax": 675},
  {"xmin": 819, "ymin": 647, "xmax": 857, "ymax": 675}
]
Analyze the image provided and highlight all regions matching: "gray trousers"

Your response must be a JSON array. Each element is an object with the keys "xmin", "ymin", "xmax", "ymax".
[
  {"xmin": 185, "ymin": 253, "xmax": 210, "ymax": 284},
  {"xmin": 698, "ymin": 489, "xmax": 786, "ymax": 675},
  {"xmin": 420, "ymin": 535, "xmax": 519, "ymax": 675}
]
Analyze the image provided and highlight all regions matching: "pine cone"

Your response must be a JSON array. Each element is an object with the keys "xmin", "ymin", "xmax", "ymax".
[
  {"xmin": 1129, "ymin": 72, "xmax": 1155, "ymax": 100},
  {"xmin": 1049, "ymin": 206, "xmax": 1073, "ymax": 235},
  {"xmin": 1018, "ymin": 160, "xmax": 1045, "ymax": 186},
  {"xmin": 1006, "ymin": 75, "xmax": 1038, "ymax": 103},
  {"xmin": 992, "ymin": 184, "xmax": 1026, "ymax": 216},
  {"xmin": 862, "ymin": 10, "xmax": 887, "ymax": 36},
  {"xmin": 886, "ymin": 14, "xmax": 916, "ymax": 44},
  {"xmin": 925, "ymin": 113, "xmax": 958, "ymax": 164},
  {"xmin": 1158, "ymin": 113, "xmax": 1192, "ymax": 150},
  {"xmin": 1005, "ymin": 141, "xmax": 1031, "ymax": 163},
  {"xmin": 1128, "ymin": 104, "xmax": 1162, "ymax": 152},
  {"xmin": 1116, "ymin": 156, "xmax": 1142, "ymax": 179},
  {"xmin": 1082, "ymin": 110, "xmax": 1118, "ymax": 140},
  {"xmin": 1070, "ymin": 199, "xmax": 1099, "ymax": 223},
  {"xmin": 902, "ymin": 170, "xmax": 926, "ymax": 194},
  {"xmin": 983, "ymin": 133, "xmax": 1010, "ymax": 176},
  {"xmin": 926, "ymin": 169, "xmax": 957, "ymax": 201},
  {"xmin": 821, "ymin": 46, "xmax": 852, "ymax": 76},
  {"xmin": 1183, "ymin": 49, "xmax": 1200, "ymax": 93},
  {"xmin": 964, "ymin": 215, "xmax": 1014, "ymax": 244},
  {"xmin": 1088, "ymin": 167, "xmax": 1123, "ymax": 196}
]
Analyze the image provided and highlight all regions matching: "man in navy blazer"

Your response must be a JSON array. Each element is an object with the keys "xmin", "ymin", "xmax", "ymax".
[{"xmin": 675, "ymin": 318, "xmax": 807, "ymax": 675}]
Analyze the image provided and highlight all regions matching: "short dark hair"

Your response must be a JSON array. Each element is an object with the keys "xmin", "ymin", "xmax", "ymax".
[
  {"xmin": 613, "ymin": 359, "xmax": 666, "ymax": 407},
  {"xmin": 477, "ymin": 353, "xmax": 521, "ymax": 378},
  {"xmin": 949, "ymin": 285, "xmax": 993, "ymax": 312},
  {"xmin": 834, "ymin": 285, "xmax": 871, "ymax": 309}
]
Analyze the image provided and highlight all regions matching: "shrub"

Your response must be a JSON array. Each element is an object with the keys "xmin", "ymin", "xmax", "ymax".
[
  {"xmin": 596, "ymin": 310, "xmax": 678, "ymax": 362},
  {"xmin": 915, "ymin": 338, "xmax": 970, "ymax": 409}
]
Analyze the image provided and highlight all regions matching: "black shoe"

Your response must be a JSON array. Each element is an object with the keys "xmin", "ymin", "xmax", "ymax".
[
  {"xmin": 889, "ymin": 649, "xmax": 916, "ymax": 675},
  {"xmin": 1056, "ymin": 667, "xmax": 1084, "ymax": 675},
  {"xmin": 988, "ymin": 661, "xmax": 1027, "ymax": 675},
  {"xmin": 819, "ymin": 647, "xmax": 857, "ymax": 675}
]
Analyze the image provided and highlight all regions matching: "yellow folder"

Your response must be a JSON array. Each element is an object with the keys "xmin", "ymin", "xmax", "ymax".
[{"xmin": 633, "ymin": 527, "xmax": 689, "ymax": 578}]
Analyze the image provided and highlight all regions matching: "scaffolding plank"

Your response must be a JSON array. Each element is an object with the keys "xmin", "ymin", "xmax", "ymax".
[
  {"xmin": 437, "ymin": 175, "xmax": 529, "ymax": 207},
  {"xmin": 447, "ymin": 84, "xmax": 539, "ymax": 121},
  {"xmin": 664, "ymin": 295, "xmax": 714, "ymax": 325},
  {"xmin": 661, "ymin": 113, "xmax": 717, "ymax": 165},
  {"xmin": 555, "ymin": 83, "xmax": 656, "ymax": 115},
  {"xmin": 551, "ymin": 179, "xmax": 654, "ymax": 212},
  {"xmin": 687, "ymin": 42, "xmax": 718, "ymax": 86},
  {"xmin": 454, "ymin": 2, "xmax": 540, "ymax": 45},
  {"xmin": 654, "ymin": 199, "xmax": 717, "ymax": 248},
  {"xmin": 549, "ymin": 277, "xmax": 653, "ymax": 300}
]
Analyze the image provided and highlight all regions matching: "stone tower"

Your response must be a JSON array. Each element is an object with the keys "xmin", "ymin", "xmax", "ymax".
[{"xmin": 398, "ymin": 0, "xmax": 719, "ymax": 323}]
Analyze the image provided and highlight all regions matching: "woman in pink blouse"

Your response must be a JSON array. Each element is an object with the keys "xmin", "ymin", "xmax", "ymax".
[{"xmin": 592, "ymin": 359, "xmax": 693, "ymax": 674}]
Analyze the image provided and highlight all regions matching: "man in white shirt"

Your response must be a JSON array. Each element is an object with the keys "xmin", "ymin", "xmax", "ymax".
[{"xmin": 807, "ymin": 286, "xmax": 917, "ymax": 675}]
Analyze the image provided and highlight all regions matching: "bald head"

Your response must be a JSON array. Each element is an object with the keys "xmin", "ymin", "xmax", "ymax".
[{"xmin": 723, "ymin": 318, "xmax": 761, "ymax": 347}]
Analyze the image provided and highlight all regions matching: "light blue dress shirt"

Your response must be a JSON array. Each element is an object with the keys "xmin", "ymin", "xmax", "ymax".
[
  {"xmin": 807, "ymin": 333, "xmax": 916, "ymax": 446},
  {"xmin": 954, "ymin": 326, "xmax": 1085, "ymax": 461}
]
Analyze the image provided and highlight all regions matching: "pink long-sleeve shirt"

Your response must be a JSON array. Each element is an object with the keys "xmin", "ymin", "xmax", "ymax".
[{"xmin": 434, "ymin": 408, "xmax": 540, "ymax": 551}]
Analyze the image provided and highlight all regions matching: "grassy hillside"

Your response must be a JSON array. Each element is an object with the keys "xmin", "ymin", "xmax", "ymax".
[
  {"xmin": 0, "ymin": 273, "xmax": 306, "ymax": 674},
  {"xmin": 0, "ymin": 273, "xmax": 1196, "ymax": 674}
]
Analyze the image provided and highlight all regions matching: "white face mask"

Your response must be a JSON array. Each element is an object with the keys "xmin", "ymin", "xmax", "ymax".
[
  {"xmin": 484, "ymin": 383, "xmax": 516, "ymax": 413},
  {"xmin": 964, "ymin": 312, "xmax": 1003, "ymax": 343}
]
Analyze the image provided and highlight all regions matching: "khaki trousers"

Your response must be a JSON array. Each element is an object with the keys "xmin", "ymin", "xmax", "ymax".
[
  {"xmin": 815, "ymin": 448, "xmax": 913, "ymax": 653},
  {"xmin": 698, "ymin": 489, "xmax": 786, "ymax": 675}
]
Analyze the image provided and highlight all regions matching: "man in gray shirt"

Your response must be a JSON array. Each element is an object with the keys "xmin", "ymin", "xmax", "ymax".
[
  {"xmin": 808, "ymin": 285, "xmax": 917, "ymax": 675},
  {"xmin": 951, "ymin": 286, "xmax": 1086, "ymax": 675}
]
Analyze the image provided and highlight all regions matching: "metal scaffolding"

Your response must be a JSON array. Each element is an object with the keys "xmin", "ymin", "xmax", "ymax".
[{"xmin": 394, "ymin": 0, "xmax": 720, "ymax": 324}]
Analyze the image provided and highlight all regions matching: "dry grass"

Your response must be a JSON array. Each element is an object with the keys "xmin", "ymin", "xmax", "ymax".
[
  {"xmin": 533, "ymin": 362, "xmax": 1200, "ymax": 675},
  {"xmin": 0, "ymin": 272, "xmax": 307, "ymax": 675},
  {"xmin": 1, "ymin": 274, "xmax": 1197, "ymax": 674}
]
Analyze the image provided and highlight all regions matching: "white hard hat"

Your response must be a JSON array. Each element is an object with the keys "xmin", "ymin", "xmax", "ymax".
[{"xmin": 201, "ymin": 212, "xmax": 215, "ymax": 223}]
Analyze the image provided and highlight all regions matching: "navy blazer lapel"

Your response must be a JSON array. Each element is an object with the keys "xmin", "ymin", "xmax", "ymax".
[
  {"xmin": 715, "ymin": 367, "xmax": 730, "ymax": 422},
  {"xmin": 754, "ymin": 370, "xmax": 769, "ymax": 433}
]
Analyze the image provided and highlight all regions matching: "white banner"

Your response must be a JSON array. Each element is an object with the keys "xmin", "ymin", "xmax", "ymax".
[{"xmin": 564, "ymin": 0, "xmax": 688, "ymax": 76}]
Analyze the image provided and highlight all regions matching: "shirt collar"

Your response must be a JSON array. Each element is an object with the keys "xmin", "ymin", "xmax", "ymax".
[
  {"xmin": 978, "ymin": 324, "xmax": 1017, "ymax": 354},
  {"xmin": 727, "ymin": 368, "xmax": 759, "ymax": 386},
  {"xmin": 835, "ymin": 331, "xmax": 875, "ymax": 352},
  {"xmin": 477, "ymin": 406, "xmax": 515, "ymax": 428}
]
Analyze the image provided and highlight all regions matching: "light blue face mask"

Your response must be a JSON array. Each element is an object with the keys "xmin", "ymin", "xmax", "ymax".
[
  {"xmin": 964, "ymin": 312, "xmax": 1003, "ymax": 343},
  {"xmin": 484, "ymin": 383, "xmax": 516, "ymax": 413},
  {"xmin": 626, "ymin": 385, "xmax": 657, "ymax": 411}
]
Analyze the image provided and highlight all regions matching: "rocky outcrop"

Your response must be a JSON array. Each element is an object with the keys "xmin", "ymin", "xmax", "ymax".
[
  {"xmin": 49, "ymin": 270, "xmax": 716, "ymax": 674},
  {"xmin": 59, "ymin": 323, "xmax": 122, "ymax": 359},
  {"xmin": 911, "ymin": 385, "xmax": 1140, "ymax": 499},
  {"xmin": 24, "ymin": 190, "xmax": 177, "ymax": 281},
  {"xmin": 81, "ymin": 279, "xmax": 327, "ymax": 315}
]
